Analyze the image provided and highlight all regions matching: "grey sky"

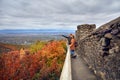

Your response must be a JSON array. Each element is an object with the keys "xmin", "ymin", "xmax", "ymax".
[{"xmin": 0, "ymin": 0, "xmax": 120, "ymax": 30}]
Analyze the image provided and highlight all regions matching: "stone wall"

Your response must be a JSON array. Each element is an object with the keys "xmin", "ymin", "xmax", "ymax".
[
  {"xmin": 76, "ymin": 17, "xmax": 120, "ymax": 80},
  {"xmin": 76, "ymin": 24, "xmax": 96, "ymax": 41}
]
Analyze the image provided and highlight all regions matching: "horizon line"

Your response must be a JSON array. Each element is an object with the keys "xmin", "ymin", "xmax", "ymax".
[{"xmin": 0, "ymin": 29, "xmax": 76, "ymax": 31}]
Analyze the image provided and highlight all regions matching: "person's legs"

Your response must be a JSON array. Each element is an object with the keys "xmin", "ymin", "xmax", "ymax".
[
  {"xmin": 71, "ymin": 50, "xmax": 74, "ymax": 55},
  {"xmin": 70, "ymin": 50, "xmax": 74, "ymax": 58},
  {"xmin": 70, "ymin": 50, "xmax": 76, "ymax": 58}
]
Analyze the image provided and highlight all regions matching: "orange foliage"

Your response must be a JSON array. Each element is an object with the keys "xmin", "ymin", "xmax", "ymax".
[{"xmin": 0, "ymin": 40, "xmax": 66, "ymax": 80}]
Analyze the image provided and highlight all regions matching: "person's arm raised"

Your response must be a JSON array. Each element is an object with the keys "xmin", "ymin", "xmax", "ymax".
[{"xmin": 61, "ymin": 35, "xmax": 69, "ymax": 38}]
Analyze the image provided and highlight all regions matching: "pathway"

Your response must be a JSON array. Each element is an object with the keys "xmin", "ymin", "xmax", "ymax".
[{"xmin": 71, "ymin": 53, "xmax": 98, "ymax": 80}]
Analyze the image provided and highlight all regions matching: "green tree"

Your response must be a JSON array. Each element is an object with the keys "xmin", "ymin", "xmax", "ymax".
[{"xmin": 30, "ymin": 41, "xmax": 46, "ymax": 54}]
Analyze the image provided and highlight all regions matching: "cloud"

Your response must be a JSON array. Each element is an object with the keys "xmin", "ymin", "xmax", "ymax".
[{"xmin": 0, "ymin": 0, "xmax": 120, "ymax": 30}]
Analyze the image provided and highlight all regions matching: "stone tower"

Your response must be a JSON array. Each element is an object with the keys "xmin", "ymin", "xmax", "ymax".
[{"xmin": 76, "ymin": 24, "xmax": 96, "ymax": 41}]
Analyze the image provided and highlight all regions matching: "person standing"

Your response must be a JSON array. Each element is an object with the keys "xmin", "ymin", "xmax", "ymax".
[
  {"xmin": 62, "ymin": 34, "xmax": 73, "ymax": 45},
  {"xmin": 70, "ymin": 35, "xmax": 76, "ymax": 58}
]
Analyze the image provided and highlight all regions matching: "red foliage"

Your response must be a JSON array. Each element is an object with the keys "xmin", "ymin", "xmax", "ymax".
[{"xmin": 0, "ymin": 40, "xmax": 66, "ymax": 80}]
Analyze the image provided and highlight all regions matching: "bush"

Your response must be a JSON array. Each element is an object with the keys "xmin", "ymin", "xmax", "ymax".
[
  {"xmin": 0, "ymin": 40, "xmax": 66, "ymax": 80},
  {"xmin": 30, "ymin": 41, "xmax": 47, "ymax": 54}
]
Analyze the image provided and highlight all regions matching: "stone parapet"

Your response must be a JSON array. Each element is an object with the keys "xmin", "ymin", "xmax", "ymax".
[{"xmin": 76, "ymin": 17, "xmax": 120, "ymax": 80}]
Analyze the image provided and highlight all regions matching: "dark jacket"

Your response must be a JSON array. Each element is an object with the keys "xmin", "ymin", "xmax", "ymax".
[{"xmin": 62, "ymin": 35, "xmax": 72, "ymax": 45}]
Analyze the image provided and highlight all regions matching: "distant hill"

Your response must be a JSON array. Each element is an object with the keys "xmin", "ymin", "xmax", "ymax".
[{"xmin": 0, "ymin": 29, "xmax": 74, "ymax": 34}]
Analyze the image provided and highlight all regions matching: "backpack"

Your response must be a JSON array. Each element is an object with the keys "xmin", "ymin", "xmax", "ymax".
[{"xmin": 75, "ymin": 41, "xmax": 78, "ymax": 47}]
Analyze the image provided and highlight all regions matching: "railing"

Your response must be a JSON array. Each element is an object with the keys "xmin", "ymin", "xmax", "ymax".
[{"xmin": 60, "ymin": 44, "xmax": 72, "ymax": 80}]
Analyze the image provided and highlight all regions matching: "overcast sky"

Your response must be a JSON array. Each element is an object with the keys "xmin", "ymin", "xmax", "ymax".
[{"xmin": 0, "ymin": 0, "xmax": 120, "ymax": 30}]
